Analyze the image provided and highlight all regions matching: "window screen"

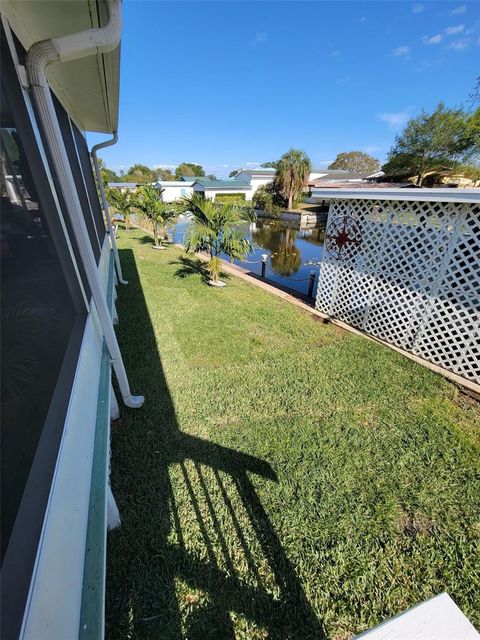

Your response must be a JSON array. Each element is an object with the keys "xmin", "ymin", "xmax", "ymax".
[
  {"xmin": 71, "ymin": 121, "xmax": 107, "ymax": 248},
  {"xmin": 1, "ymin": 29, "xmax": 87, "ymax": 640},
  {"xmin": 52, "ymin": 94, "xmax": 102, "ymax": 262}
]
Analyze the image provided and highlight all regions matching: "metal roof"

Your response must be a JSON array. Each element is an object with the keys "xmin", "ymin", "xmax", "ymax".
[
  {"xmin": 2, "ymin": 0, "xmax": 120, "ymax": 133},
  {"xmin": 235, "ymin": 168, "xmax": 276, "ymax": 175},
  {"xmin": 192, "ymin": 178, "xmax": 250, "ymax": 190},
  {"xmin": 107, "ymin": 182, "xmax": 137, "ymax": 188}
]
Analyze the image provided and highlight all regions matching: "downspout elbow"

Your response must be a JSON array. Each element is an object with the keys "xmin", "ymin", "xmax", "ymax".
[
  {"xmin": 91, "ymin": 132, "xmax": 128, "ymax": 285},
  {"xmin": 91, "ymin": 132, "xmax": 119, "ymax": 156},
  {"xmin": 25, "ymin": 40, "xmax": 59, "ymax": 87},
  {"xmin": 52, "ymin": 0, "xmax": 121, "ymax": 62},
  {"xmin": 26, "ymin": 0, "xmax": 121, "ymax": 75}
]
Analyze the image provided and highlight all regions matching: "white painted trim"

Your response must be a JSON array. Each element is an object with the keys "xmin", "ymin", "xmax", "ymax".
[
  {"xmin": 311, "ymin": 188, "xmax": 480, "ymax": 203},
  {"xmin": 355, "ymin": 592, "xmax": 480, "ymax": 639},
  {"xmin": 20, "ymin": 312, "xmax": 105, "ymax": 640}
]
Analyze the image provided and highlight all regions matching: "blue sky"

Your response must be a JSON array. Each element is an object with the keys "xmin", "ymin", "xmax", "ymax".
[{"xmin": 89, "ymin": 0, "xmax": 480, "ymax": 177}]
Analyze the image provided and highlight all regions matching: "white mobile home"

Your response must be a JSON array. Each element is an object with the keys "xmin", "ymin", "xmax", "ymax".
[
  {"xmin": 154, "ymin": 180, "xmax": 195, "ymax": 202},
  {"xmin": 232, "ymin": 168, "xmax": 276, "ymax": 198}
]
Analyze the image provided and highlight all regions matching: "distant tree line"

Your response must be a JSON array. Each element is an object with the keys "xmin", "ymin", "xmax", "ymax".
[{"xmin": 98, "ymin": 160, "xmax": 209, "ymax": 186}]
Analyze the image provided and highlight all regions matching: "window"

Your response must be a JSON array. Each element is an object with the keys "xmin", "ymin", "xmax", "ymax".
[
  {"xmin": 1, "ymin": 29, "xmax": 87, "ymax": 639},
  {"xmin": 53, "ymin": 93, "xmax": 103, "ymax": 262},
  {"xmin": 71, "ymin": 120, "xmax": 106, "ymax": 249}
]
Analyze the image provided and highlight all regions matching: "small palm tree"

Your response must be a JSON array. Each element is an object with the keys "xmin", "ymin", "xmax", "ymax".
[
  {"xmin": 178, "ymin": 195, "xmax": 253, "ymax": 286},
  {"xmin": 133, "ymin": 185, "xmax": 178, "ymax": 249},
  {"xmin": 276, "ymin": 149, "xmax": 312, "ymax": 210},
  {"xmin": 106, "ymin": 188, "xmax": 132, "ymax": 230}
]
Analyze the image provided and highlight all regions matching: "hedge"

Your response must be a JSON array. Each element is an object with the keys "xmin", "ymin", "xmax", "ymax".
[{"xmin": 214, "ymin": 193, "xmax": 246, "ymax": 204}]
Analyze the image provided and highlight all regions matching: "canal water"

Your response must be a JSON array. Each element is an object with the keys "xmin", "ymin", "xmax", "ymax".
[{"xmin": 172, "ymin": 216, "xmax": 326, "ymax": 297}]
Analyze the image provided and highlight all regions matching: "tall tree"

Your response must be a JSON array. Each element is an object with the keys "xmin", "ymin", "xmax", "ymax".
[
  {"xmin": 383, "ymin": 103, "xmax": 479, "ymax": 185},
  {"xmin": 122, "ymin": 164, "xmax": 157, "ymax": 184},
  {"xmin": 98, "ymin": 157, "xmax": 119, "ymax": 186},
  {"xmin": 261, "ymin": 161, "xmax": 278, "ymax": 169},
  {"xmin": 275, "ymin": 149, "xmax": 312, "ymax": 210},
  {"xmin": 175, "ymin": 163, "xmax": 205, "ymax": 179},
  {"xmin": 328, "ymin": 151, "xmax": 380, "ymax": 174},
  {"xmin": 155, "ymin": 168, "xmax": 175, "ymax": 181}
]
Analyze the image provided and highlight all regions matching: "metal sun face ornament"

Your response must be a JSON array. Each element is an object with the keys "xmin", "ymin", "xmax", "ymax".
[{"xmin": 325, "ymin": 214, "xmax": 362, "ymax": 261}]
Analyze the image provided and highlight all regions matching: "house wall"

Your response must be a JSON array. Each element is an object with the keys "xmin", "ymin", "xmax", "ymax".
[
  {"xmin": 1, "ymin": 20, "xmax": 119, "ymax": 639},
  {"xmin": 159, "ymin": 183, "xmax": 194, "ymax": 202},
  {"xmin": 234, "ymin": 172, "xmax": 274, "ymax": 200}
]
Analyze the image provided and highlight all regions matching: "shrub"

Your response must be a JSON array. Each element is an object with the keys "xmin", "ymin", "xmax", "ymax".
[
  {"xmin": 214, "ymin": 193, "xmax": 246, "ymax": 204},
  {"xmin": 252, "ymin": 183, "xmax": 287, "ymax": 216}
]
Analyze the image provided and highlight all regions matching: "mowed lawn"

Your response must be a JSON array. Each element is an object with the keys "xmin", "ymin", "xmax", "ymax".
[{"xmin": 106, "ymin": 228, "xmax": 480, "ymax": 640}]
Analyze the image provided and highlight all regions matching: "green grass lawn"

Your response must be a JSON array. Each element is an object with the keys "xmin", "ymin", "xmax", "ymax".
[{"xmin": 106, "ymin": 228, "xmax": 480, "ymax": 640}]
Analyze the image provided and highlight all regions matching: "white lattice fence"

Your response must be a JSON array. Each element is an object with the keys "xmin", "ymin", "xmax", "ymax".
[{"xmin": 316, "ymin": 198, "xmax": 480, "ymax": 383}]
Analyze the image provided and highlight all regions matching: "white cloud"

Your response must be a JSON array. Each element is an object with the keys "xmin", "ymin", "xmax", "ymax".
[
  {"xmin": 393, "ymin": 45, "xmax": 411, "ymax": 56},
  {"xmin": 365, "ymin": 146, "xmax": 380, "ymax": 154},
  {"xmin": 330, "ymin": 50, "xmax": 341, "ymax": 57},
  {"xmin": 412, "ymin": 3, "xmax": 424, "ymax": 13},
  {"xmin": 451, "ymin": 5, "xmax": 466, "ymax": 15},
  {"xmin": 445, "ymin": 24, "xmax": 464, "ymax": 35},
  {"xmin": 446, "ymin": 38, "xmax": 470, "ymax": 50},
  {"xmin": 359, "ymin": 16, "xmax": 367, "ymax": 23},
  {"xmin": 251, "ymin": 31, "xmax": 267, "ymax": 46},
  {"xmin": 379, "ymin": 111, "xmax": 410, "ymax": 129},
  {"xmin": 422, "ymin": 33, "xmax": 443, "ymax": 45},
  {"xmin": 154, "ymin": 163, "xmax": 176, "ymax": 169}
]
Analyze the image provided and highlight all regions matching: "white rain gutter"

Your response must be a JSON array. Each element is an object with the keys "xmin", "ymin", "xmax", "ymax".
[
  {"xmin": 91, "ymin": 132, "xmax": 128, "ymax": 284},
  {"xmin": 25, "ymin": 0, "xmax": 143, "ymax": 408}
]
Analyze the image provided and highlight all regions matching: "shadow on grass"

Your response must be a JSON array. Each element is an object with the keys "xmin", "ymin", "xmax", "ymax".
[
  {"xmin": 106, "ymin": 247, "xmax": 325, "ymax": 639},
  {"xmin": 170, "ymin": 255, "xmax": 230, "ymax": 286},
  {"xmin": 138, "ymin": 234, "xmax": 155, "ymax": 245}
]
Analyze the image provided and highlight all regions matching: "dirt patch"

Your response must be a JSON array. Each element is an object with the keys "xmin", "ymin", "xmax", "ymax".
[{"xmin": 396, "ymin": 508, "xmax": 435, "ymax": 537}]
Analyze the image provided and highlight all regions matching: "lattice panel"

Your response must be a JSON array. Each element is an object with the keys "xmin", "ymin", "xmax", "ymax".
[{"xmin": 316, "ymin": 199, "xmax": 480, "ymax": 383}]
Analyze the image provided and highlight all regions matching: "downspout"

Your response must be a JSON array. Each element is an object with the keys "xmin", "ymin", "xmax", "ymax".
[
  {"xmin": 25, "ymin": 0, "xmax": 143, "ymax": 408},
  {"xmin": 91, "ymin": 133, "xmax": 128, "ymax": 284}
]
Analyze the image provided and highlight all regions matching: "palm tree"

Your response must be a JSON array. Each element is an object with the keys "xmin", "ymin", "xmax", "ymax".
[
  {"xmin": 133, "ymin": 186, "xmax": 178, "ymax": 249},
  {"xmin": 178, "ymin": 194, "xmax": 253, "ymax": 286},
  {"xmin": 106, "ymin": 187, "xmax": 132, "ymax": 230},
  {"xmin": 276, "ymin": 149, "xmax": 312, "ymax": 210}
]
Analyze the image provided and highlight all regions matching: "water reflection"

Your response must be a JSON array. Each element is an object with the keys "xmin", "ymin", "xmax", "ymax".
[{"xmin": 173, "ymin": 217, "xmax": 326, "ymax": 297}]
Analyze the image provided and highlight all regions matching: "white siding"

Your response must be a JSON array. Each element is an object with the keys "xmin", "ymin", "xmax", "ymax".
[
  {"xmin": 234, "ymin": 171, "xmax": 274, "ymax": 200},
  {"xmin": 159, "ymin": 183, "xmax": 194, "ymax": 202}
]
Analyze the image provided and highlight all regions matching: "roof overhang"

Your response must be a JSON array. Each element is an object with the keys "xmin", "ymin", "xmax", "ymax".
[
  {"xmin": 194, "ymin": 184, "xmax": 250, "ymax": 191},
  {"xmin": 157, "ymin": 181, "xmax": 195, "ymax": 187},
  {"xmin": 311, "ymin": 188, "xmax": 480, "ymax": 203},
  {"xmin": 1, "ymin": 0, "xmax": 120, "ymax": 133}
]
